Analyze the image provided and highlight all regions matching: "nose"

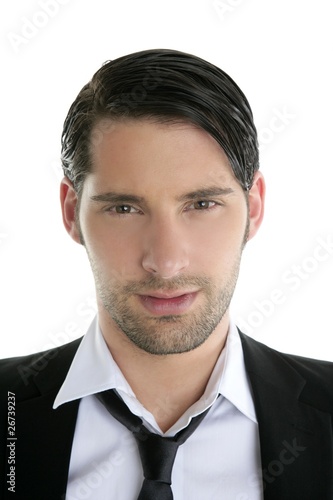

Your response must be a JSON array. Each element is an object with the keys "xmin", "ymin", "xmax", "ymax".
[{"xmin": 141, "ymin": 216, "xmax": 190, "ymax": 279}]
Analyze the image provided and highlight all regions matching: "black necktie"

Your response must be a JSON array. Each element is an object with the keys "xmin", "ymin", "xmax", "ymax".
[{"xmin": 96, "ymin": 389, "xmax": 212, "ymax": 499}]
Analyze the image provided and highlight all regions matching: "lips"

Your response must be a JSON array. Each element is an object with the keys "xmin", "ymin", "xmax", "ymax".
[{"xmin": 138, "ymin": 291, "xmax": 198, "ymax": 315}]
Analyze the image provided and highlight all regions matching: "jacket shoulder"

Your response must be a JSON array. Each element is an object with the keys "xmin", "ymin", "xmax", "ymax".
[
  {"xmin": 278, "ymin": 349, "xmax": 333, "ymax": 377},
  {"xmin": 0, "ymin": 338, "xmax": 82, "ymax": 397},
  {"xmin": 239, "ymin": 331, "xmax": 333, "ymax": 412},
  {"xmin": 243, "ymin": 332, "xmax": 333, "ymax": 372},
  {"xmin": 276, "ymin": 347, "xmax": 333, "ymax": 410}
]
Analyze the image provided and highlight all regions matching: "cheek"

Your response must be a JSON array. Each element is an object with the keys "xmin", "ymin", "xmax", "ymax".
[
  {"xmin": 187, "ymin": 214, "xmax": 246, "ymax": 261},
  {"xmin": 191, "ymin": 239, "xmax": 242, "ymax": 277},
  {"xmin": 82, "ymin": 219, "xmax": 142, "ymax": 279}
]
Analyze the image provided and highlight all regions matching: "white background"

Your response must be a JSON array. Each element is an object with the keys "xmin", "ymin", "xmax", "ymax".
[{"xmin": 0, "ymin": 0, "xmax": 332, "ymax": 360}]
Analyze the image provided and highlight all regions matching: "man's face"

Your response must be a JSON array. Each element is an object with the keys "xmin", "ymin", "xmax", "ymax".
[{"xmin": 62, "ymin": 119, "xmax": 264, "ymax": 355}]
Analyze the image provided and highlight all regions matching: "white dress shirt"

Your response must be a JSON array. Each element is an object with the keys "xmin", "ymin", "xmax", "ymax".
[{"xmin": 54, "ymin": 316, "xmax": 263, "ymax": 499}]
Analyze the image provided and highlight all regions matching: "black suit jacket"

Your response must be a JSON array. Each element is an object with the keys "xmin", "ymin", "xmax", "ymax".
[{"xmin": 1, "ymin": 332, "xmax": 332, "ymax": 499}]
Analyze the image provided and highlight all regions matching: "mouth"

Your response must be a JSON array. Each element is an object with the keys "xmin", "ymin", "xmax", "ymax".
[{"xmin": 137, "ymin": 291, "xmax": 199, "ymax": 316}]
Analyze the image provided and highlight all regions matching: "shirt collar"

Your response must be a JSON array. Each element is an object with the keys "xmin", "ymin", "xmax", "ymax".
[
  {"xmin": 219, "ymin": 322, "xmax": 257, "ymax": 422},
  {"xmin": 53, "ymin": 316, "xmax": 135, "ymax": 409},
  {"xmin": 53, "ymin": 316, "xmax": 257, "ymax": 425}
]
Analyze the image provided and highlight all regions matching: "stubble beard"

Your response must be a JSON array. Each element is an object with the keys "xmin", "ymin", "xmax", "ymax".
[{"xmin": 89, "ymin": 258, "xmax": 242, "ymax": 356}]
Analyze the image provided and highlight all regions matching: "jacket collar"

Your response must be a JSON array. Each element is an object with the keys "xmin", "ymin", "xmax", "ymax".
[
  {"xmin": 239, "ymin": 331, "xmax": 333, "ymax": 499},
  {"xmin": 10, "ymin": 339, "xmax": 82, "ymax": 500}
]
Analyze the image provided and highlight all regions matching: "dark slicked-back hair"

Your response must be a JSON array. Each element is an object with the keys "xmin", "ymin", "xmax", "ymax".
[{"xmin": 61, "ymin": 49, "xmax": 259, "ymax": 195}]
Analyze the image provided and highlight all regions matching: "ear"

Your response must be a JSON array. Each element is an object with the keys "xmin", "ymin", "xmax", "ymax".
[
  {"xmin": 247, "ymin": 171, "xmax": 265, "ymax": 241},
  {"xmin": 60, "ymin": 177, "xmax": 82, "ymax": 244}
]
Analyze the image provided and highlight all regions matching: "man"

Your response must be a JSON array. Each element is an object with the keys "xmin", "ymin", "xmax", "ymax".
[{"xmin": 0, "ymin": 49, "xmax": 332, "ymax": 500}]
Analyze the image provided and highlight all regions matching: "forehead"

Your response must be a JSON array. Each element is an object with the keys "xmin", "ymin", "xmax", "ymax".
[{"xmin": 88, "ymin": 118, "xmax": 239, "ymax": 195}]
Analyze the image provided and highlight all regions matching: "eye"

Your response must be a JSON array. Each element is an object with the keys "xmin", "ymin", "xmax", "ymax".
[
  {"xmin": 108, "ymin": 205, "xmax": 139, "ymax": 214},
  {"xmin": 191, "ymin": 200, "xmax": 217, "ymax": 210}
]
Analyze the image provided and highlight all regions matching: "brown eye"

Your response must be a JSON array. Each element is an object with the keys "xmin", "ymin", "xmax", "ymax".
[
  {"xmin": 193, "ymin": 200, "xmax": 214, "ymax": 210},
  {"xmin": 114, "ymin": 205, "xmax": 132, "ymax": 213}
]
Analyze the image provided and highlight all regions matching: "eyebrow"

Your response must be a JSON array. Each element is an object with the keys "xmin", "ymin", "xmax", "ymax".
[
  {"xmin": 90, "ymin": 186, "xmax": 234, "ymax": 204},
  {"xmin": 90, "ymin": 193, "xmax": 145, "ymax": 204},
  {"xmin": 176, "ymin": 186, "xmax": 234, "ymax": 202}
]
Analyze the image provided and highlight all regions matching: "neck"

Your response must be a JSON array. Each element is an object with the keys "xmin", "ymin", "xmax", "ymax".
[{"xmin": 99, "ymin": 309, "xmax": 229, "ymax": 432}]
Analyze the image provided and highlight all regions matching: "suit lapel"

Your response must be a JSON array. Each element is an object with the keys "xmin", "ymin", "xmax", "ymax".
[
  {"xmin": 240, "ymin": 332, "xmax": 333, "ymax": 499},
  {"xmin": 14, "ymin": 394, "xmax": 80, "ymax": 500},
  {"xmin": 5, "ymin": 339, "xmax": 82, "ymax": 500}
]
